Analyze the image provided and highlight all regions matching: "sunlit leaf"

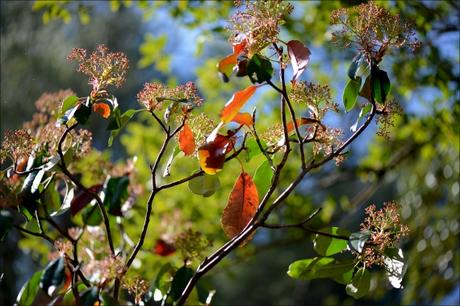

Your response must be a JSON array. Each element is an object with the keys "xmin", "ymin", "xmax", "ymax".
[
  {"xmin": 286, "ymin": 117, "xmax": 317, "ymax": 134},
  {"xmin": 288, "ymin": 257, "xmax": 354, "ymax": 281},
  {"xmin": 16, "ymin": 270, "xmax": 42, "ymax": 306},
  {"xmin": 383, "ymin": 248, "xmax": 406, "ymax": 289},
  {"xmin": 70, "ymin": 184, "xmax": 103, "ymax": 216},
  {"xmin": 92, "ymin": 102, "xmax": 111, "ymax": 119},
  {"xmin": 220, "ymin": 85, "xmax": 257, "ymax": 123},
  {"xmin": 287, "ymin": 40, "xmax": 311, "ymax": 83},
  {"xmin": 221, "ymin": 172, "xmax": 259, "ymax": 240},
  {"xmin": 348, "ymin": 230, "xmax": 371, "ymax": 253},
  {"xmin": 60, "ymin": 95, "xmax": 79, "ymax": 116},
  {"xmin": 313, "ymin": 227, "xmax": 350, "ymax": 256},
  {"xmin": 343, "ymin": 78, "xmax": 361, "ymax": 112},
  {"xmin": 188, "ymin": 175, "xmax": 221, "ymax": 197},
  {"xmin": 217, "ymin": 53, "xmax": 239, "ymax": 82},
  {"xmin": 154, "ymin": 239, "xmax": 176, "ymax": 256},
  {"xmin": 198, "ymin": 134, "xmax": 233, "ymax": 175},
  {"xmin": 346, "ymin": 268, "xmax": 371, "ymax": 299},
  {"xmin": 253, "ymin": 160, "xmax": 273, "ymax": 198},
  {"xmin": 178, "ymin": 123, "xmax": 196, "ymax": 156},
  {"xmin": 231, "ymin": 112, "xmax": 253, "ymax": 127}
]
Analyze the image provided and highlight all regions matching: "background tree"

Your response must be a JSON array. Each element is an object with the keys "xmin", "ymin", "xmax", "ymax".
[{"xmin": 0, "ymin": 1, "xmax": 458, "ymax": 305}]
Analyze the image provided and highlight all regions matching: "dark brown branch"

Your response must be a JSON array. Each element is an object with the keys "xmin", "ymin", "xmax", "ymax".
[
  {"xmin": 57, "ymin": 122, "xmax": 115, "ymax": 255},
  {"xmin": 14, "ymin": 225, "xmax": 54, "ymax": 244}
]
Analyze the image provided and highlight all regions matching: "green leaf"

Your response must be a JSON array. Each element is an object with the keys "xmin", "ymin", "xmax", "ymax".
[
  {"xmin": 60, "ymin": 95, "xmax": 79, "ymax": 115},
  {"xmin": 332, "ymin": 266, "xmax": 354, "ymax": 285},
  {"xmin": 81, "ymin": 204, "xmax": 102, "ymax": 226},
  {"xmin": 287, "ymin": 257, "xmax": 354, "ymax": 281},
  {"xmin": 74, "ymin": 104, "xmax": 92, "ymax": 125},
  {"xmin": 170, "ymin": 266, "xmax": 194, "ymax": 301},
  {"xmin": 188, "ymin": 175, "xmax": 221, "ymax": 197},
  {"xmin": 100, "ymin": 291, "xmax": 119, "ymax": 306},
  {"xmin": 247, "ymin": 54, "xmax": 273, "ymax": 84},
  {"xmin": 155, "ymin": 263, "xmax": 174, "ymax": 295},
  {"xmin": 107, "ymin": 108, "xmax": 140, "ymax": 146},
  {"xmin": 107, "ymin": 107, "xmax": 122, "ymax": 130},
  {"xmin": 348, "ymin": 231, "xmax": 371, "ymax": 253},
  {"xmin": 0, "ymin": 210, "xmax": 14, "ymax": 242},
  {"xmin": 313, "ymin": 227, "xmax": 350, "ymax": 256},
  {"xmin": 346, "ymin": 268, "xmax": 371, "ymax": 299},
  {"xmin": 40, "ymin": 257, "xmax": 66, "ymax": 296},
  {"xmin": 371, "ymin": 66, "xmax": 391, "ymax": 104},
  {"xmin": 253, "ymin": 160, "xmax": 273, "ymax": 197},
  {"xmin": 163, "ymin": 145, "xmax": 181, "ymax": 177},
  {"xmin": 103, "ymin": 176, "xmax": 129, "ymax": 216},
  {"xmin": 343, "ymin": 78, "xmax": 361, "ymax": 112},
  {"xmin": 16, "ymin": 270, "xmax": 43, "ymax": 306},
  {"xmin": 80, "ymin": 287, "xmax": 99, "ymax": 306},
  {"xmin": 244, "ymin": 138, "xmax": 265, "ymax": 162}
]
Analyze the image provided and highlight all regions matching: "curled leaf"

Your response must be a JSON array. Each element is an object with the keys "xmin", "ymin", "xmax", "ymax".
[
  {"xmin": 286, "ymin": 117, "xmax": 317, "ymax": 134},
  {"xmin": 220, "ymin": 85, "xmax": 257, "ymax": 123},
  {"xmin": 92, "ymin": 102, "xmax": 111, "ymax": 118},
  {"xmin": 178, "ymin": 123, "xmax": 196, "ymax": 156},
  {"xmin": 70, "ymin": 184, "xmax": 103, "ymax": 216},
  {"xmin": 217, "ymin": 53, "xmax": 239, "ymax": 82},
  {"xmin": 287, "ymin": 40, "xmax": 311, "ymax": 83},
  {"xmin": 198, "ymin": 134, "xmax": 234, "ymax": 175},
  {"xmin": 221, "ymin": 172, "xmax": 259, "ymax": 240},
  {"xmin": 231, "ymin": 112, "xmax": 253, "ymax": 127}
]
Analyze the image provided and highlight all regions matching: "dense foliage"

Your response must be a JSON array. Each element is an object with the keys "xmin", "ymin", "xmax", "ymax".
[{"xmin": 1, "ymin": 1, "xmax": 458, "ymax": 305}]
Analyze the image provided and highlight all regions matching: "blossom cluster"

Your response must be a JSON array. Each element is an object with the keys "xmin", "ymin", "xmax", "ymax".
[
  {"xmin": 330, "ymin": 1, "xmax": 420, "ymax": 61},
  {"xmin": 289, "ymin": 81, "xmax": 338, "ymax": 120},
  {"xmin": 68, "ymin": 44, "xmax": 129, "ymax": 92},
  {"xmin": 355, "ymin": 202, "xmax": 409, "ymax": 267},
  {"xmin": 137, "ymin": 81, "xmax": 203, "ymax": 111},
  {"xmin": 230, "ymin": 0, "xmax": 293, "ymax": 56}
]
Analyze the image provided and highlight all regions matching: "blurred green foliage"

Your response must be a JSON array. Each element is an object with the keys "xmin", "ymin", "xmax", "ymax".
[{"xmin": 1, "ymin": 1, "xmax": 458, "ymax": 305}]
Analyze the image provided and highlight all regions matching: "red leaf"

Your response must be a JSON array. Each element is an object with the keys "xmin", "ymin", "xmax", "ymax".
[
  {"xmin": 287, "ymin": 40, "xmax": 311, "ymax": 83},
  {"xmin": 221, "ymin": 172, "xmax": 259, "ymax": 241},
  {"xmin": 220, "ymin": 85, "xmax": 257, "ymax": 123},
  {"xmin": 154, "ymin": 239, "xmax": 176, "ymax": 256},
  {"xmin": 231, "ymin": 112, "xmax": 253, "ymax": 127},
  {"xmin": 198, "ymin": 134, "xmax": 234, "ymax": 175},
  {"xmin": 178, "ymin": 123, "xmax": 195, "ymax": 156},
  {"xmin": 70, "ymin": 184, "xmax": 103, "ymax": 216},
  {"xmin": 92, "ymin": 102, "xmax": 111, "ymax": 119}
]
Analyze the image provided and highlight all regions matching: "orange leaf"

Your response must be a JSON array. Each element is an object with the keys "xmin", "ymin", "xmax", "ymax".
[
  {"xmin": 286, "ymin": 117, "xmax": 317, "ymax": 134},
  {"xmin": 178, "ymin": 123, "xmax": 195, "ymax": 156},
  {"xmin": 232, "ymin": 37, "xmax": 247, "ymax": 54},
  {"xmin": 92, "ymin": 102, "xmax": 111, "ymax": 119},
  {"xmin": 221, "ymin": 172, "xmax": 259, "ymax": 240},
  {"xmin": 198, "ymin": 134, "xmax": 234, "ymax": 175},
  {"xmin": 220, "ymin": 85, "xmax": 257, "ymax": 123},
  {"xmin": 217, "ymin": 53, "xmax": 239, "ymax": 82},
  {"xmin": 231, "ymin": 112, "xmax": 253, "ymax": 127}
]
